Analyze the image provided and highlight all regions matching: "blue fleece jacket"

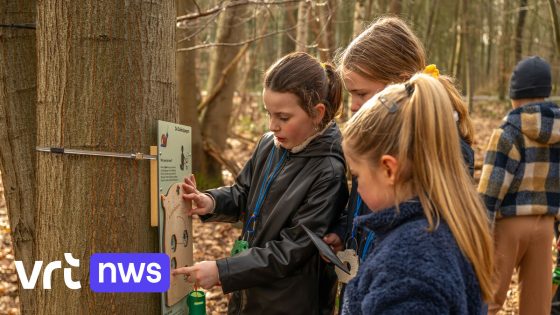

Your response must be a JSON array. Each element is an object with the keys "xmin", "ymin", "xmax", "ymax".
[{"xmin": 341, "ymin": 200, "xmax": 484, "ymax": 315}]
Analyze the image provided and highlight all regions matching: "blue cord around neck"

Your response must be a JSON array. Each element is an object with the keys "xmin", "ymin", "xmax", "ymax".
[{"xmin": 244, "ymin": 146, "xmax": 287, "ymax": 236}]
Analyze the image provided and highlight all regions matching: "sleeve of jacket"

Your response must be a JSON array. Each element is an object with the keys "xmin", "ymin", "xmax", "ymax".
[
  {"xmin": 477, "ymin": 127, "xmax": 520, "ymax": 222},
  {"xmin": 216, "ymin": 171, "xmax": 349, "ymax": 293},
  {"xmin": 199, "ymin": 138, "xmax": 262, "ymax": 223}
]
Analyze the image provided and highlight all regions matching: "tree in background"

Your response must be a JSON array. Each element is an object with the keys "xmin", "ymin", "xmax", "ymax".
[{"xmin": 0, "ymin": 1, "xmax": 37, "ymax": 313}]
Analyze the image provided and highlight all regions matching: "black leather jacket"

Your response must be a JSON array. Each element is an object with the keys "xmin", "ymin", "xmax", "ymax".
[{"xmin": 203, "ymin": 123, "xmax": 349, "ymax": 315}]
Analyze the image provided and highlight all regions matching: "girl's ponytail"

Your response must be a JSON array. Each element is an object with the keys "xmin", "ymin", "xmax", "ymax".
[
  {"xmin": 437, "ymin": 76, "xmax": 474, "ymax": 145},
  {"xmin": 322, "ymin": 63, "xmax": 343, "ymax": 126}
]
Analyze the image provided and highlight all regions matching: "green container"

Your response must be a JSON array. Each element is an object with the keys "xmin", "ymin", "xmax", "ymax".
[
  {"xmin": 553, "ymin": 267, "xmax": 560, "ymax": 285},
  {"xmin": 187, "ymin": 290, "xmax": 206, "ymax": 315}
]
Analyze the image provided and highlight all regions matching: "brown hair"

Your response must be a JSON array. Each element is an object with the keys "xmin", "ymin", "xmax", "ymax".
[
  {"xmin": 342, "ymin": 73, "xmax": 493, "ymax": 302},
  {"xmin": 264, "ymin": 52, "xmax": 343, "ymax": 129},
  {"xmin": 338, "ymin": 16, "xmax": 474, "ymax": 144}
]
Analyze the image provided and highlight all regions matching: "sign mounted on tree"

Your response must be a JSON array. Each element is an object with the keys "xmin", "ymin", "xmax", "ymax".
[{"xmin": 157, "ymin": 121, "xmax": 193, "ymax": 315}]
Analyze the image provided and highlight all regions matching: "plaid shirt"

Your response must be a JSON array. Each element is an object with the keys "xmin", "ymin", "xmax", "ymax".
[{"xmin": 478, "ymin": 101, "xmax": 560, "ymax": 222}]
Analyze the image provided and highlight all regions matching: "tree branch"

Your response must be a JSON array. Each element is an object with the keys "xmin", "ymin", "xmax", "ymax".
[
  {"xmin": 177, "ymin": 0, "xmax": 303, "ymax": 22},
  {"xmin": 178, "ymin": 25, "xmax": 297, "ymax": 51}
]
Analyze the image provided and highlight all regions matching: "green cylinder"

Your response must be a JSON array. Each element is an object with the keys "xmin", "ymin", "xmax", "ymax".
[{"xmin": 187, "ymin": 290, "xmax": 206, "ymax": 315}]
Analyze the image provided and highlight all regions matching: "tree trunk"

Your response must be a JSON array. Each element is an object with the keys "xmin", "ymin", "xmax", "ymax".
[
  {"xmin": 388, "ymin": 0, "xmax": 402, "ymax": 15},
  {"xmin": 353, "ymin": 0, "xmax": 367, "ymax": 37},
  {"xmin": 336, "ymin": 0, "xmax": 355, "ymax": 49},
  {"xmin": 176, "ymin": 0, "xmax": 203, "ymax": 174},
  {"xmin": 514, "ymin": 0, "xmax": 528, "ymax": 62},
  {"xmin": 0, "ymin": 1, "xmax": 36, "ymax": 313},
  {"xmin": 450, "ymin": 0, "xmax": 463, "ymax": 78},
  {"xmin": 549, "ymin": 0, "xmax": 560, "ymax": 54},
  {"xmin": 464, "ymin": 0, "xmax": 475, "ymax": 111},
  {"xmin": 499, "ymin": 0, "xmax": 512, "ymax": 100},
  {"xmin": 201, "ymin": 4, "xmax": 248, "ymax": 187},
  {"xmin": 424, "ymin": 0, "xmax": 440, "ymax": 54},
  {"xmin": 278, "ymin": 4, "xmax": 297, "ymax": 58},
  {"xmin": 296, "ymin": 0, "xmax": 309, "ymax": 52},
  {"xmin": 317, "ymin": 0, "xmax": 335, "ymax": 61},
  {"xmin": 35, "ymin": 1, "xmax": 175, "ymax": 313},
  {"xmin": 486, "ymin": 0, "xmax": 494, "ymax": 77}
]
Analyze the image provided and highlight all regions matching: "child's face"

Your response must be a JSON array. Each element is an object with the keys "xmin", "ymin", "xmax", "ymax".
[
  {"xmin": 344, "ymin": 146, "xmax": 396, "ymax": 212},
  {"xmin": 343, "ymin": 69, "xmax": 386, "ymax": 113},
  {"xmin": 263, "ymin": 89, "xmax": 318, "ymax": 150}
]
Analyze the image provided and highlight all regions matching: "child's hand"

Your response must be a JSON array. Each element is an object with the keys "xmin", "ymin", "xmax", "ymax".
[
  {"xmin": 172, "ymin": 261, "xmax": 220, "ymax": 290},
  {"xmin": 182, "ymin": 174, "xmax": 214, "ymax": 216},
  {"xmin": 323, "ymin": 233, "xmax": 344, "ymax": 253}
]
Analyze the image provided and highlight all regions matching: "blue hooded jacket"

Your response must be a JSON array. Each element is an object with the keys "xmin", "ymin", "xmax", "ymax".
[{"xmin": 341, "ymin": 199, "xmax": 484, "ymax": 315}]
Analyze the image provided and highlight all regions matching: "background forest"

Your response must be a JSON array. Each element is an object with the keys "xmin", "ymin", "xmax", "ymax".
[{"xmin": 1, "ymin": 0, "xmax": 559, "ymax": 314}]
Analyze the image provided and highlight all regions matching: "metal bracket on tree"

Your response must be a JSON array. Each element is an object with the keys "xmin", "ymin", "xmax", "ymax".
[{"xmin": 35, "ymin": 146, "xmax": 157, "ymax": 160}]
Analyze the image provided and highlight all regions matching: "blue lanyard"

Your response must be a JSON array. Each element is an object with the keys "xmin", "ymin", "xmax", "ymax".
[
  {"xmin": 349, "ymin": 195, "xmax": 375, "ymax": 261},
  {"xmin": 244, "ymin": 146, "xmax": 287, "ymax": 237},
  {"xmin": 350, "ymin": 196, "xmax": 362, "ymax": 240},
  {"xmin": 361, "ymin": 231, "xmax": 375, "ymax": 262}
]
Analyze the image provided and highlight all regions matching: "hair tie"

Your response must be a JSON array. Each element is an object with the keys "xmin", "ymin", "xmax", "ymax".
[
  {"xmin": 320, "ymin": 62, "xmax": 327, "ymax": 70},
  {"xmin": 423, "ymin": 64, "xmax": 439, "ymax": 79},
  {"xmin": 404, "ymin": 83, "xmax": 415, "ymax": 96}
]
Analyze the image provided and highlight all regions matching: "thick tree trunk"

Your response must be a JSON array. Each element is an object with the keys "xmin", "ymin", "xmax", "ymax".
[
  {"xmin": 35, "ymin": 1, "xmax": 175, "ymax": 313},
  {"xmin": 0, "ymin": 1, "xmax": 36, "ymax": 313},
  {"xmin": 201, "ymin": 4, "xmax": 248, "ymax": 187},
  {"xmin": 176, "ymin": 0, "xmax": 203, "ymax": 174}
]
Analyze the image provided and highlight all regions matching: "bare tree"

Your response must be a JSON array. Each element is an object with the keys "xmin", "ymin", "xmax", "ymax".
[
  {"xmin": 34, "ymin": 1, "xmax": 175, "ymax": 313},
  {"xmin": 0, "ymin": 1, "xmax": 36, "ymax": 313},
  {"xmin": 296, "ymin": 0, "xmax": 309, "ymax": 51},
  {"xmin": 177, "ymin": 0, "xmax": 204, "ymax": 174},
  {"xmin": 200, "ymin": 4, "xmax": 249, "ymax": 186},
  {"xmin": 515, "ymin": 0, "xmax": 529, "ymax": 62},
  {"xmin": 549, "ymin": 0, "xmax": 560, "ymax": 54}
]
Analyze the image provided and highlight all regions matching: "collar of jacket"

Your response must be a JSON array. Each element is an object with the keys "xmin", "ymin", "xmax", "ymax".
[
  {"xmin": 354, "ymin": 198, "xmax": 424, "ymax": 235},
  {"xmin": 274, "ymin": 120, "xmax": 335, "ymax": 153}
]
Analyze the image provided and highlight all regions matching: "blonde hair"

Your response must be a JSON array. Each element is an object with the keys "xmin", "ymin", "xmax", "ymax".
[
  {"xmin": 338, "ymin": 16, "xmax": 474, "ymax": 144},
  {"xmin": 342, "ymin": 73, "xmax": 493, "ymax": 301}
]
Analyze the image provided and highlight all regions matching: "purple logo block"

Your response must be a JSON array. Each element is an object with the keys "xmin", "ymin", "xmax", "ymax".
[{"xmin": 90, "ymin": 253, "xmax": 170, "ymax": 293}]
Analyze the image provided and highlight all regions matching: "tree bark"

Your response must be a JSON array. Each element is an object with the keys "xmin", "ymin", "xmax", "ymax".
[
  {"xmin": 317, "ymin": 0, "xmax": 335, "ymax": 61},
  {"xmin": 35, "ymin": 1, "xmax": 175, "ymax": 313},
  {"xmin": 335, "ymin": 0, "xmax": 355, "ymax": 49},
  {"xmin": 177, "ymin": 0, "xmax": 203, "ymax": 174},
  {"xmin": 514, "ymin": 0, "xmax": 528, "ymax": 62},
  {"xmin": 549, "ymin": 0, "xmax": 560, "ymax": 54},
  {"xmin": 388, "ymin": 0, "xmax": 402, "ymax": 15},
  {"xmin": 0, "ymin": 1, "xmax": 36, "ymax": 313},
  {"xmin": 296, "ymin": 0, "xmax": 309, "ymax": 52},
  {"xmin": 424, "ymin": 0, "xmax": 440, "ymax": 54},
  {"xmin": 499, "ymin": 0, "xmax": 512, "ymax": 100},
  {"xmin": 201, "ymin": 4, "xmax": 248, "ymax": 187},
  {"xmin": 450, "ymin": 0, "xmax": 463, "ymax": 78}
]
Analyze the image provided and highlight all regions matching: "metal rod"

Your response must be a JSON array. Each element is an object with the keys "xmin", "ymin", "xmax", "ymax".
[{"xmin": 36, "ymin": 146, "xmax": 157, "ymax": 160}]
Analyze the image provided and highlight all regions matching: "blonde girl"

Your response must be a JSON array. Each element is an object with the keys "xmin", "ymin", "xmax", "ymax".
[
  {"xmin": 340, "ymin": 73, "xmax": 493, "ymax": 314},
  {"xmin": 324, "ymin": 17, "xmax": 475, "ymax": 266}
]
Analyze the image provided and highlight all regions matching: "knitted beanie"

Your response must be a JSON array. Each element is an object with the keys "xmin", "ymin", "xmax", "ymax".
[{"xmin": 509, "ymin": 56, "xmax": 552, "ymax": 100}]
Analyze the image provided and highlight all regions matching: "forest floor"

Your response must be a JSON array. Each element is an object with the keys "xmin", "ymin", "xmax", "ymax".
[{"xmin": 0, "ymin": 98, "xmax": 544, "ymax": 314}]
